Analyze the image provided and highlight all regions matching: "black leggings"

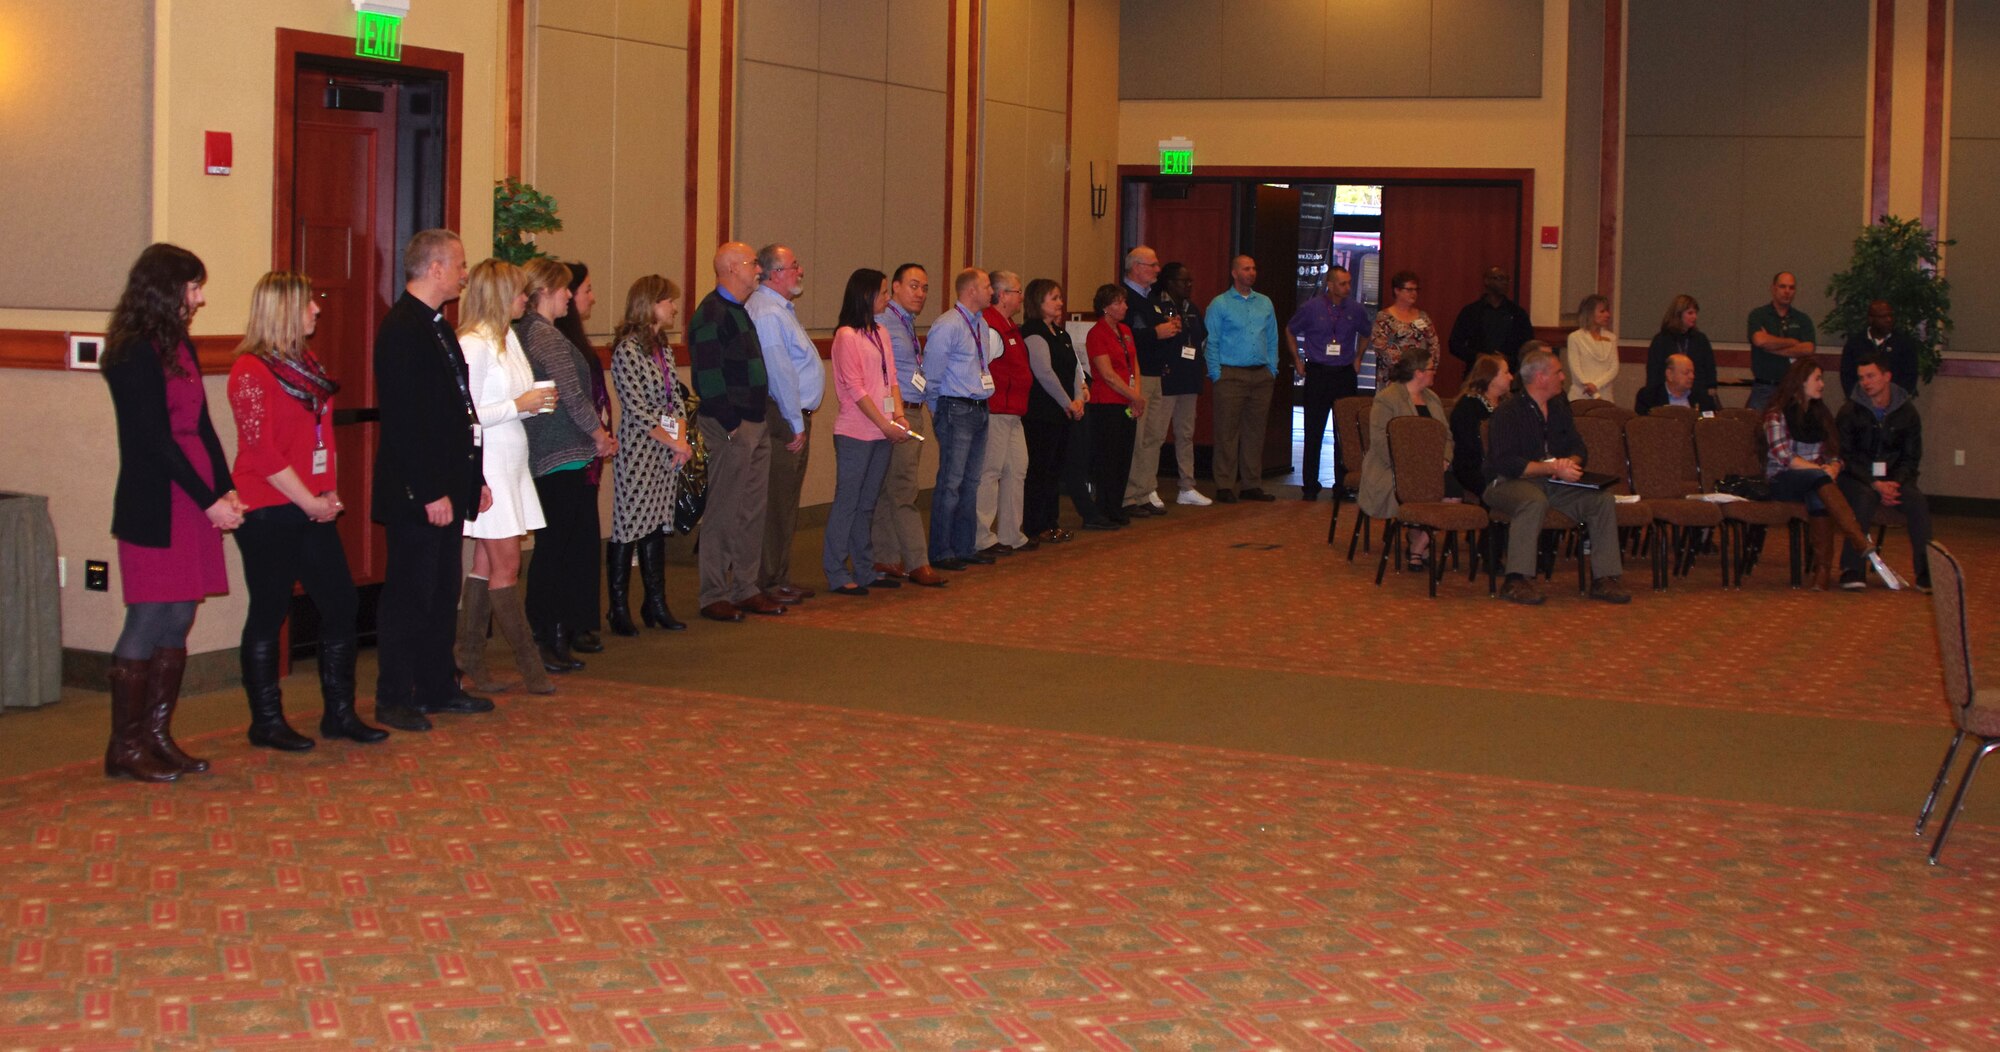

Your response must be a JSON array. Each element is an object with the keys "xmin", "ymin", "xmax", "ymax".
[
  {"xmin": 234, "ymin": 505, "xmax": 360, "ymax": 648},
  {"xmin": 527, "ymin": 468, "xmax": 600, "ymax": 636},
  {"xmin": 114, "ymin": 602, "xmax": 197, "ymax": 660},
  {"xmin": 1086, "ymin": 404, "xmax": 1136, "ymax": 521}
]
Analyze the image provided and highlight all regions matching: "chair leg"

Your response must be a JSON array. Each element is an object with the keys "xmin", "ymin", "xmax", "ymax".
[
  {"xmin": 1652, "ymin": 526, "xmax": 1667, "ymax": 590},
  {"xmin": 1789, "ymin": 521, "xmax": 1804, "ymax": 589},
  {"xmin": 1928, "ymin": 737, "xmax": 2000, "ymax": 865},
  {"xmin": 1374, "ymin": 521, "xmax": 1397, "ymax": 585},
  {"xmin": 1327, "ymin": 489, "xmax": 1344, "ymax": 544},
  {"xmin": 1347, "ymin": 510, "xmax": 1369, "ymax": 562},
  {"xmin": 1427, "ymin": 528, "xmax": 1441, "ymax": 597},
  {"xmin": 1916, "ymin": 729, "xmax": 1968, "ymax": 836}
]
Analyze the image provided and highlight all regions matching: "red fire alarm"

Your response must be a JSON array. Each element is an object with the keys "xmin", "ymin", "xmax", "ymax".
[
  {"xmin": 1539, "ymin": 225, "xmax": 1559, "ymax": 249},
  {"xmin": 205, "ymin": 132, "xmax": 232, "ymax": 175}
]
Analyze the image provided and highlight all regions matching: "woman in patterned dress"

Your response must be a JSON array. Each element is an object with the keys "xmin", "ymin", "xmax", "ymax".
[
  {"xmin": 1366, "ymin": 270, "xmax": 1439, "ymax": 382},
  {"xmin": 607, "ymin": 275, "xmax": 693, "ymax": 634}
]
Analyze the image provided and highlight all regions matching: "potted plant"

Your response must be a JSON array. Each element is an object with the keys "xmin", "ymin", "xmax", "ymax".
[
  {"xmin": 493, "ymin": 178, "xmax": 562, "ymax": 265},
  {"xmin": 1822, "ymin": 216, "xmax": 1952, "ymax": 385}
]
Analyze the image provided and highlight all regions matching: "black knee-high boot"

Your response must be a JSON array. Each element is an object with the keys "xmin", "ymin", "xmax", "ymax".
[
  {"xmin": 606, "ymin": 540, "xmax": 638, "ymax": 636},
  {"xmin": 637, "ymin": 530, "xmax": 685, "ymax": 631}
]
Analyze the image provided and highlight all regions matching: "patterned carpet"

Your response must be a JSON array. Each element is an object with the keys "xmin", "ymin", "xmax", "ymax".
[
  {"xmin": 1, "ymin": 685, "xmax": 1994, "ymax": 1050},
  {"xmin": 791, "ymin": 502, "xmax": 1999, "ymax": 727}
]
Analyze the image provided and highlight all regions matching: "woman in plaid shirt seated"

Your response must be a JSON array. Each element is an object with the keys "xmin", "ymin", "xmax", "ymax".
[{"xmin": 1760, "ymin": 358, "xmax": 1902, "ymax": 590}]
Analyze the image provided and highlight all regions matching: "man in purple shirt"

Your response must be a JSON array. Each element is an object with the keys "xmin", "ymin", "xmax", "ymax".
[{"xmin": 1284, "ymin": 266, "xmax": 1369, "ymax": 502}]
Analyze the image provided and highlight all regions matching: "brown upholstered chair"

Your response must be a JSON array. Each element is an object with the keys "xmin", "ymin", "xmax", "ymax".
[
  {"xmin": 1648, "ymin": 404, "xmax": 1697, "ymax": 422},
  {"xmin": 1623, "ymin": 415, "xmax": 1726, "ymax": 588},
  {"xmin": 1717, "ymin": 407, "xmax": 1762, "ymax": 429},
  {"xmin": 1377, "ymin": 416, "xmax": 1490, "ymax": 597},
  {"xmin": 1573, "ymin": 414, "xmax": 1662, "ymax": 587},
  {"xmin": 1568, "ymin": 397, "xmax": 1616, "ymax": 416},
  {"xmin": 1914, "ymin": 542, "xmax": 2000, "ymax": 865},
  {"xmin": 1692, "ymin": 415, "xmax": 1807, "ymax": 588},
  {"xmin": 1335, "ymin": 395, "xmax": 1375, "ymax": 553},
  {"xmin": 1477, "ymin": 418, "xmax": 1586, "ymax": 594},
  {"xmin": 1584, "ymin": 403, "xmax": 1637, "ymax": 425}
]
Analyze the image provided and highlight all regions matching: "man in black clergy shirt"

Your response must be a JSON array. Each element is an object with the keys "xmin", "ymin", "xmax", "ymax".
[
  {"xmin": 370, "ymin": 229, "xmax": 494, "ymax": 732},
  {"xmin": 1482, "ymin": 346, "xmax": 1630, "ymax": 607}
]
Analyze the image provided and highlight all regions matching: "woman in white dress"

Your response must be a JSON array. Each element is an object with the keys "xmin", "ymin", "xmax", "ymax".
[
  {"xmin": 1565, "ymin": 294, "xmax": 1619, "ymax": 403},
  {"xmin": 455, "ymin": 259, "xmax": 555, "ymax": 695}
]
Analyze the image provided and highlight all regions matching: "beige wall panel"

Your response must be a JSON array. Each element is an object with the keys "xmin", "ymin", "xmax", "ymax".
[
  {"xmin": 1946, "ymin": 140, "xmax": 2000, "ymax": 352},
  {"xmin": 1029, "ymin": 0, "xmax": 1071, "ymax": 112},
  {"xmin": 886, "ymin": 0, "xmax": 950, "ymax": 90},
  {"xmin": 735, "ymin": 62, "xmax": 823, "ymax": 320},
  {"xmin": 810, "ymin": 75, "xmax": 891, "ymax": 331},
  {"xmin": 1119, "ymin": 0, "xmax": 1224, "ymax": 99},
  {"xmin": 1224, "ymin": 0, "xmax": 1326, "ymax": 99},
  {"xmin": 610, "ymin": 40, "xmax": 690, "ymax": 330},
  {"xmin": 1737, "ymin": 138, "xmax": 1864, "ymax": 331},
  {"xmin": 1023, "ymin": 107, "xmax": 1069, "ymax": 284},
  {"xmin": 1561, "ymin": 0, "xmax": 1604, "ymax": 314},
  {"xmin": 538, "ymin": 0, "xmax": 617, "ymax": 34},
  {"xmin": 532, "ymin": 29, "xmax": 619, "ymax": 277},
  {"xmin": 1625, "ymin": 1, "xmax": 1742, "ymax": 137},
  {"xmin": 1429, "ymin": 0, "xmax": 1542, "ymax": 98},
  {"xmin": 820, "ymin": 0, "xmax": 891, "ymax": 82},
  {"xmin": 1739, "ymin": 0, "xmax": 1866, "ymax": 139},
  {"xmin": 980, "ymin": 102, "xmax": 1032, "ymax": 277},
  {"xmin": 1953, "ymin": 1, "xmax": 2000, "ymax": 138},
  {"xmin": 1620, "ymin": 137, "xmax": 1745, "ymax": 332},
  {"xmin": 1068, "ymin": 0, "xmax": 1121, "ymax": 293},
  {"xmin": 1332, "ymin": 0, "xmax": 1429, "ymax": 98},
  {"xmin": 882, "ymin": 86, "xmax": 949, "ymax": 297},
  {"xmin": 617, "ymin": 0, "xmax": 689, "ymax": 46},
  {"xmin": 0, "ymin": 0, "xmax": 150, "ymax": 310},
  {"xmin": 739, "ymin": 0, "xmax": 821, "ymax": 67},
  {"xmin": 1915, "ymin": 374, "xmax": 2000, "ymax": 497},
  {"xmin": 984, "ymin": 0, "xmax": 1031, "ymax": 106}
]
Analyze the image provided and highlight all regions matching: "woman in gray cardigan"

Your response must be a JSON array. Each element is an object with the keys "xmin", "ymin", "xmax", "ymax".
[
  {"xmin": 1358, "ymin": 345, "xmax": 1457, "ymax": 567},
  {"xmin": 517, "ymin": 258, "xmax": 616, "ymax": 673}
]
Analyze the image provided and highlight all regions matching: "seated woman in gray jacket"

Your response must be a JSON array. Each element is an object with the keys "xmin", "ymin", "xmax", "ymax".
[{"xmin": 1358, "ymin": 345, "xmax": 1458, "ymax": 567}]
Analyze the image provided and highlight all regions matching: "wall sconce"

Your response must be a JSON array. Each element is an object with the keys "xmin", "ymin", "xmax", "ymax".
[{"xmin": 1088, "ymin": 162, "xmax": 1109, "ymax": 220}]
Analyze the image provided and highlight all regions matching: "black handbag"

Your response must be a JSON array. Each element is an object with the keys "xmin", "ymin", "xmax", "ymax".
[
  {"xmin": 671, "ymin": 378, "xmax": 707, "ymax": 534},
  {"xmin": 1716, "ymin": 474, "xmax": 1772, "ymax": 501}
]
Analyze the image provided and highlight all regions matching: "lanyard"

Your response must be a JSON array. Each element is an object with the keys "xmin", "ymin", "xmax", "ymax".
[
  {"xmin": 956, "ymin": 307, "xmax": 988, "ymax": 375},
  {"xmin": 867, "ymin": 327, "xmax": 893, "ymax": 390},
  {"xmin": 892, "ymin": 305, "xmax": 921, "ymax": 366},
  {"xmin": 430, "ymin": 314, "xmax": 478, "ymax": 426}
]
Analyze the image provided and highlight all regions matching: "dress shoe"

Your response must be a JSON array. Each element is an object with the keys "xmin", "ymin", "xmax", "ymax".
[
  {"xmin": 1215, "ymin": 490, "xmax": 1239, "ymax": 504},
  {"xmin": 934, "ymin": 558, "xmax": 969, "ymax": 571},
  {"xmin": 739, "ymin": 593, "xmax": 788, "ymax": 615},
  {"xmin": 963, "ymin": 552, "xmax": 997, "ymax": 565},
  {"xmin": 570, "ymin": 629, "xmax": 604, "ymax": 654},
  {"xmin": 767, "ymin": 584, "xmax": 811, "ymax": 603},
  {"xmin": 1176, "ymin": 489, "xmax": 1213, "ymax": 506},
  {"xmin": 1082, "ymin": 519, "xmax": 1120, "ymax": 531},
  {"xmin": 1034, "ymin": 529, "xmax": 1065, "ymax": 543},
  {"xmin": 1299, "ymin": 487, "xmax": 1321, "ymax": 502},
  {"xmin": 907, "ymin": 566, "xmax": 949, "ymax": 587},
  {"xmin": 782, "ymin": 584, "xmax": 816, "ymax": 600},
  {"xmin": 700, "ymin": 601, "xmax": 745, "ymax": 623},
  {"xmin": 1011, "ymin": 539, "xmax": 1041, "ymax": 553},
  {"xmin": 1241, "ymin": 488, "xmax": 1276, "ymax": 502},
  {"xmin": 866, "ymin": 576, "xmax": 902, "ymax": 588},
  {"xmin": 765, "ymin": 589, "xmax": 803, "ymax": 606},
  {"xmin": 1052, "ymin": 529, "xmax": 1075, "ymax": 542},
  {"xmin": 374, "ymin": 705, "xmax": 433, "ymax": 732},
  {"xmin": 831, "ymin": 584, "xmax": 870, "ymax": 596},
  {"xmin": 1122, "ymin": 503, "xmax": 1155, "ymax": 519},
  {"xmin": 979, "ymin": 544, "xmax": 1014, "ymax": 557},
  {"xmin": 1500, "ymin": 577, "xmax": 1546, "ymax": 606},
  {"xmin": 873, "ymin": 562, "xmax": 908, "ymax": 579},
  {"xmin": 1587, "ymin": 576, "xmax": 1632, "ymax": 604},
  {"xmin": 424, "ymin": 691, "xmax": 496, "ymax": 714}
]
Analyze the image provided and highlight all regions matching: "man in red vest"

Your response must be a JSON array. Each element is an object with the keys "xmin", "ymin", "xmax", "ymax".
[{"xmin": 976, "ymin": 270, "xmax": 1035, "ymax": 555}]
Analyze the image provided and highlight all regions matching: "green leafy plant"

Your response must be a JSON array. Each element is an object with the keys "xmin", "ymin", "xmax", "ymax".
[
  {"xmin": 1822, "ymin": 215, "xmax": 1952, "ymax": 385},
  {"xmin": 492, "ymin": 179, "xmax": 562, "ymax": 265}
]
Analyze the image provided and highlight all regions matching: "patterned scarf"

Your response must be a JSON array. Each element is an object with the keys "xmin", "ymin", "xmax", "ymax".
[{"xmin": 261, "ymin": 348, "xmax": 340, "ymax": 417}]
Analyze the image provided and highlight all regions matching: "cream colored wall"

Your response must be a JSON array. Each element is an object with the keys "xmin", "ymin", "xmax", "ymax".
[
  {"xmin": 1066, "ymin": 0, "xmax": 1121, "ymax": 295},
  {"xmin": 977, "ymin": 0, "xmax": 1068, "ymax": 284},
  {"xmin": 1115, "ymin": 0, "xmax": 1571, "ymax": 325}
]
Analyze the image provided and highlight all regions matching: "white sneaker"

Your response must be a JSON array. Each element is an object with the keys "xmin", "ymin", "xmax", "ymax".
[
  {"xmin": 1176, "ymin": 489, "xmax": 1213, "ymax": 506},
  {"xmin": 1866, "ymin": 550, "xmax": 1906, "ymax": 591},
  {"xmin": 1146, "ymin": 491, "xmax": 1166, "ymax": 510}
]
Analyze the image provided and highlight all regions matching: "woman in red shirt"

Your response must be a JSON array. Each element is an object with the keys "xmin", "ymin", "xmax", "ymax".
[
  {"xmin": 227, "ymin": 272, "xmax": 387, "ymax": 750},
  {"xmin": 1085, "ymin": 284, "xmax": 1147, "ymax": 526}
]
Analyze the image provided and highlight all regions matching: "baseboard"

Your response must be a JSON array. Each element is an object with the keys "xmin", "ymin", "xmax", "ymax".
[
  {"xmin": 63, "ymin": 647, "xmax": 240, "ymax": 694},
  {"xmin": 1932, "ymin": 496, "xmax": 2000, "ymax": 518}
]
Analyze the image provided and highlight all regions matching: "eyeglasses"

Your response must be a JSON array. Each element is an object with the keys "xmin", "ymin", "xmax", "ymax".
[{"xmin": 1396, "ymin": 285, "xmax": 1420, "ymax": 292}]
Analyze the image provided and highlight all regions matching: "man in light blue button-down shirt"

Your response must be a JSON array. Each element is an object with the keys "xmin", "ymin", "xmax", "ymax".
[
  {"xmin": 747, "ymin": 244, "xmax": 826, "ymax": 600},
  {"xmin": 1205, "ymin": 254, "xmax": 1280, "ymax": 501},
  {"xmin": 924, "ymin": 268, "xmax": 993, "ymax": 568}
]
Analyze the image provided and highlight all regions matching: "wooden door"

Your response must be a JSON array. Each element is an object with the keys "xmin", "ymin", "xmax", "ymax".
[
  {"xmin": 293, "ymin": 68, "xmax": 400, "ymax": 585},
  {"xmin": 1251, "ymin": 184, "xmax": 1301, "ymax": 477},
  {"xmin": 1380, "ymin": 183, "xmax": 1523, "ymax": 394}
]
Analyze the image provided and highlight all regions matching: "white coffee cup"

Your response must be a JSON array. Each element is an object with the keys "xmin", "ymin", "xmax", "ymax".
[{"xmin": 531, "ymin": 380, "xmax": 556, "ymax": 413}]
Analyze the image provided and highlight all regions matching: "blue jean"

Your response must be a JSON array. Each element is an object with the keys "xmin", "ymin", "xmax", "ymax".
[
  {"xmin": 1747, "ymin": 382, "xmax": 1777, "ymax": 411},
  {"xmin": 823, "ymin": 435, "xmax": 892, "ymax": 587},
  {"xmin": 928, "ymin": 397, "xmax": 989, "ymax": 562},
  {"xmin": 1768, "ymin": 467, "xmax": 1832, "ymax": 512}
]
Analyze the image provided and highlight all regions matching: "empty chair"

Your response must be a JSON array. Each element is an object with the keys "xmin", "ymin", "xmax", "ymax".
[
  {"xmin": 1334, "ymin": 395, "xmax": 1375, "ymax": 553},
  {"xmin": 1574, "ymin": 414, "xmax": 1662, "ymax": 587},
  {"xmin": 1585, "ymin": 403, "xmax": 1637, "ymax": 425},
  {"xmin": 1376, "ymin": 416, "xmax": 1488, "ymax": 597},
  {"xmin": 1914, "ymin": 542, "xmax": 2000, "ymax": 865},
  {"xmin": 1648, "ymin": 403, "xmax": 1698, "ymax": 422},
  {"xmin": 1568, "ymin": 397, "xmax": 1616, "ymax": 416},
  {"xmin": 1717, "ymin": 407, "xmax": 1762, "ymax": 428},
  {"xmin": 1624, "ymin": 415, "xmax": 1726, "ymax": 588}
]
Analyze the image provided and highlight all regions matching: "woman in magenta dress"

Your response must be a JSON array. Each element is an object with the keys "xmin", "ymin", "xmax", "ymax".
[{"xmin": 101, "ymin": 243, "xmax": 244, "ymax": 782}]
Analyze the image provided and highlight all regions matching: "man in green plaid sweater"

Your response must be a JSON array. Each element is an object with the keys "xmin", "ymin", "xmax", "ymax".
[{"xmin": 690, "ymin": 241, "xmax": 785, "ymax": 622}]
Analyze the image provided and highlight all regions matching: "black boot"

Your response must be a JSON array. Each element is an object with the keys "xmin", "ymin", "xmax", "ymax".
[
  {"xmin": 550, "ymin": 624, "xmax": 586, "ymax": 670},
  {"xmin": 242, "ymin": 639, "xmax": 314, "ymax": 751},
  {"xmin": 317, "ymin": 639, "xmax": 387, "ymax": 743},
  {"xmin": 637, "ymin": 530, "xmax": 686, "ymax": 631},
  {"xmin": 570, "ymin": 628, "xmax": 604, "ymax": 653},
  {"xmin": 606, "ymin": 540, "xmax": 639, "ymax": 636}
]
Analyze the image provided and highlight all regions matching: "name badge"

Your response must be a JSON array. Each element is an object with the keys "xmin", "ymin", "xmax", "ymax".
[
  {"xmin": 979, "ymin": 373, "xmax": 995, "ymax": 392},
  {"xmin": 311, "ymin": 448, "xmax": 330, "ymax": 474},
  {"xmin": 471, "ymin": 423, "xmax": 482, "ymax": 448},
  {"xmin": 661, "ymin": 414, "xmax": 682, "ymax": 440},
  {"xmin": 909, "ymin": 372, "xmax": 927, "ymax": 393},
  {"xmin": 1873, "ymin": 461, "xmax": 1888, "ymax": 478},
  {"xmin": 882, "ymin": 394, "xmax": 897, "ymax": 415},
  {"xmin": 1181, "ymin": 345, "xmax": 1197, "ymax": 360}
]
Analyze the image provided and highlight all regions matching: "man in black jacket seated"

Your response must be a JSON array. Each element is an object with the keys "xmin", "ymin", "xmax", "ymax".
[
  {"xmin": 1836, "ymin": 353, "xmax": 1933, "ymax": 592},
  {"xmin": 371, "ymin": 229, "xmax": 494, "ymax": 732},
  {"xmin": 1634, "ymin": 353, "xmax": 1720, "ymax": 415},
  {"xmin": 1483, "ymin": 347, "xmax": 1630, "ymax": 606}
]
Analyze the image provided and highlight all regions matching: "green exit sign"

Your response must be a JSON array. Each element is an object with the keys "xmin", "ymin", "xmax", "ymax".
[
  {"xmin": 1160, "ymin": 149, "xmax": 1194, "ymax": 176},
  {"xmin": 356, "ymin": 11, "xmax": 404, "ymax": 61}
]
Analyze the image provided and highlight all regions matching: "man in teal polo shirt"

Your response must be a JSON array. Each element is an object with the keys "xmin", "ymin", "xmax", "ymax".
[{"xmin": 1747, "ymin": 271, "xmax": 1816, "ymax": 410}]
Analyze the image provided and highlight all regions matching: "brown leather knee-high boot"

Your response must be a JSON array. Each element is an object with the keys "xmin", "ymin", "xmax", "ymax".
[
  {"xmin": 105, "ymin": 657, "xmax": 179, "ymax": 782},
  {"xmin": 141, "ymin": 648, "xmax": 209, "ymax": 773}
]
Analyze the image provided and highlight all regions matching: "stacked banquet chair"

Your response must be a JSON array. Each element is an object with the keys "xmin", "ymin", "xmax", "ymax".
[
  {"xmin": 1477, "ymin": 419, "xmax": 1588, "ymax": 595},
  {"xmin": 1913, "ymin": 542, "xmax": 2000, "ymax": 865},
  {"xmin": 1693, "ymin": 414, "xmax": 1809, "ymax": 587},
  {"xmin": 1373, "ymin": 416, "xmax": 1489, "ymax": 597},
  {"xmin": 1622, "ymin": 414, "xmax": 1726, "ymax": 587},
  {"xmin": 1336, "ymin": 395, "xmax": 1376, "ymax": 555},
  {"xmin": 1572, "ymin": 413, "xmax": 1669, "ymax": 588}
]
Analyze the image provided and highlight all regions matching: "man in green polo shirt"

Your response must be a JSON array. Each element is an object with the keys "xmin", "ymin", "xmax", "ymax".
[{"xmin": 1746, "ymin": 271, "xmax": 1816, "ymax": 409}]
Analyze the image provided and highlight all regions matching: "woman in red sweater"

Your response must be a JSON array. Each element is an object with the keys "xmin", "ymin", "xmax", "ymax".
[
  {"xmin": 1085, "ymin": 283, "xmax": 1147, "ymax": 526},
  {"xmin": 227, "ymin": 272, "xmax": 386, "ymax": 750}
]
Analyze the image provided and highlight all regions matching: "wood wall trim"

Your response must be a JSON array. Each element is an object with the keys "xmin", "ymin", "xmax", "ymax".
[
  {"xmin": 1870, "ymin": 0, "xmax": 1894, "ymax": 221},
  {"xmin": 717, "ymin": 0, "xmax": 737, "ymax": 245},
  {"xmin": 0, "ymin": 330, "xmax": 242, "ymax": 374},
  {"xmin": 1117, "ymin": 165, "xmax": 1538, "ymax": 183},
  {"xmin": 943, "ymin": 0, "xmax": 958, "ymax": 273},
  {"xmin": 1596, "ymin": 0, "xmax": 1622, "ymax": 305},
  {"xmin": 1059, "ymin": 0, "xmax": 1076, "ymax": 297},
  {"xmin": 506, "ymin": 0, "xmax": 524, "ymax": 180},
  {"xmin": 1922, "ymin": 0, "xmax": 1946, "ymax": 229},
  {"xmin": 684, "ymin": 0, "xmax": 703, "ymax": 322},
  {"xmin": 963, "ymin": 0, "xmax": 981, "ymax": 270}
]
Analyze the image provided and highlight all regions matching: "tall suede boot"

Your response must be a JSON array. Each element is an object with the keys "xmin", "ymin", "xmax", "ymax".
[
  {"xmin": 242, "ymin": 639, "xmax": 313, "ymax": 751},
  {"xmin": 141, "ymin": 647, "xmax": 209, "ymax": 773},
  {"xmin": 1819, "ymin": 481, "xmax": 1904, "ymax": 588},
  {"xmin": 489, "ymin": 584, "xmax": 555, "ymax": 694},
  {"xmin": 606, "ymin": 540, "xmax": 638, "ymax": 636},
  {"xmin": 455, "ymin": 577, "xmax": 510, "ymax": 692},
  {"xmin": 317, "ymin": 638, "xmax": 387, "ymax": 743},
  {"xmin": 637, "ymin": 530, "xmax": 685, "ymax": 631},
  {"xmin": 105, "ymin": 657, "xmax": 178, "ymax": 782}
]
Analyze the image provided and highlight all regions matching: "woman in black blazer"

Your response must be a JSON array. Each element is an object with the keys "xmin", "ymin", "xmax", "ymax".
[{"xmin": 100, "ymin": 243, "xmax": 243, "ymax": 782}]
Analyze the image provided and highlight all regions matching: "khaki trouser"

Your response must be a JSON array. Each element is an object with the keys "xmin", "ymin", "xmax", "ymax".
[
  {"xmin": 1482, "ymin": 477, "xmax": 1625, "ymax": 580},
  {"xmin": 697, "ymin": 415, "xmax": 771, "ymax": 607},
  {"xmin": 975, "ymin": 413, "xmax": 1029, "ymax": 549},
  {"xmin": 758, "ymin": 398, "xmax": 811, "ymax": 590},
  {"xmin": 1210, "ymin": 366, "xmax": 1274, "ymax": 492},
  {"xmin": 1125, "ymin": 375, "xmax": 1197, "ymax": 502},
  {"xmin": 871, "ymin": 402, "xmax": 930, "ymax": 569}
]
